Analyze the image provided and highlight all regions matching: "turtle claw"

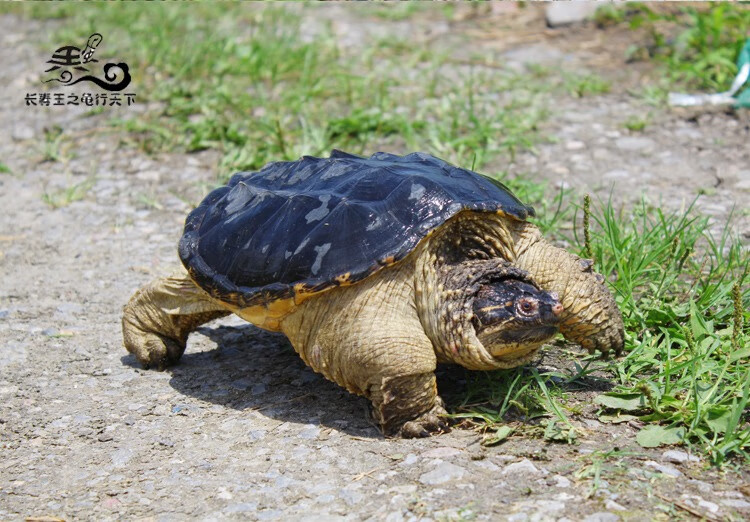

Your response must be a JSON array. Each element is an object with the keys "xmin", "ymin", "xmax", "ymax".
[
  {"xmin": 140, "ymin": 334, "xmax": 186, "ymax": 370},
  {"xmin": 398, "ymin": 403, "xmax": 452, "ymax": 439},
  {"xmin": 123, "ymin": 318, "xmax": 186, "ymax": 371},
  {"xmin": 579, "ymin": 328, "xmax": 624, "ymax": 360}
]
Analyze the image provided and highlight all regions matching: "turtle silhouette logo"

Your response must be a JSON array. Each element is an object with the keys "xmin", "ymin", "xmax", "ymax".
[{"xmin": 44, "ymin": 33, "xmax": 131, "ymax": 92}]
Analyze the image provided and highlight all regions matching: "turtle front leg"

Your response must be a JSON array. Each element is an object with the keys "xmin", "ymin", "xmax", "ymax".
[
  {"xmin": 122, "ymin": 269, "xmax": 230, "ymax": 370},
  {"xmin": 512, "ymin": 223, "xmax": 624, "ymax": 355},
  {"xmin": 280, "ymin": 260, "xmax": 448, "ymax": 438},
  {"xmin": 370, "ymin": 372, "xmax": 450, "ymax": 438}
]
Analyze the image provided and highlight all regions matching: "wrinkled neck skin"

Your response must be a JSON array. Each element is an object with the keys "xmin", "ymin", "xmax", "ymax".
[{"xmin": 414, "ymin": 213, "xmax": 546, "ymax": 370}]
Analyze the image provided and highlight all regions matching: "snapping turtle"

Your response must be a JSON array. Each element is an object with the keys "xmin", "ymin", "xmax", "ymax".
[{"xmin": 123, "ymin": 151, "xmax": 623, "ymax": 437}]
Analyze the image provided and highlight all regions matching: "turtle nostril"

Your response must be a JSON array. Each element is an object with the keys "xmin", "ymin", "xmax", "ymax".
[{"xmin": 552, "ymin": 303, "xmax": 563, "ymax": 316}]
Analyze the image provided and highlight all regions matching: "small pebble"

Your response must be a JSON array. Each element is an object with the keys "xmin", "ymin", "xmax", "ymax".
[
  {"xmin": 565, "ymin": 140, "xmax": 586, "ymax": 150},
  {"xmin": 662, "ymin": 450, "xmax": 701, "ymax": 464},
  {"xmin": 720, "ymin": 498, "xmax": 750, "ymax": 509},
  {"xmin": 605, "ymin": 500, "xmax": 626, "ymax": 511},
  {"xmin": 502, "ymin": 458, "xmax": 541, "ymax": 476},
  {"xmin": 399, "ymin": 454, "xmax": 419, "ymax": 466},
  {"xmin": 56, "ymin": 302, "xmax": 83, "ymax": 315},
  {"xmin": 615, "ymin": 136, "xmax": 655, "ymax": 152},
  {"xmin": 110, "ymin": 448, "xmax": 134, "ymax": 467},
  {"xmin": 421, "ymin": 447, "xmax": 461, "ymax": 458},
  {"xmin": 694, "ymin": 498, "xmax": 719, "ymax": 514},
  {"xmin": 583, "ymin": 513, "xmax": 620, "ymax": 522},
  {"xmin": 225, "ymin": 503, "xmax": 258, "ymax": 513},
  {"xmin": 297, "ymin": 425, "xmax": 320, "ymax": 440},
  {"xmin": 11, "ymin": 125, "xmax": 34, "ymax": 141},
  {"xmin": 419, "ymin": 462, "xmax": 466, "ymax": 485},
  {"xmin": 645, "ymin": 461, "xmax": 682, "ymax": 478}
]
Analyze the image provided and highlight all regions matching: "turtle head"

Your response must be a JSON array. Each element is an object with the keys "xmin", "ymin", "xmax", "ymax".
[
  {"xmin": 415, "ymin": 258, "xmax": 563, "ymax": 369},
  {"xmin": 471, "ymin": 278, "xmax": 562, "ymax": 358}
]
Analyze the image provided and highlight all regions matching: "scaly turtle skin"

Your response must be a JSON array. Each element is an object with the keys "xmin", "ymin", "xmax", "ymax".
[{"xmin": 122, "ymin": 151, "xmax": 624, "ymax": 437}]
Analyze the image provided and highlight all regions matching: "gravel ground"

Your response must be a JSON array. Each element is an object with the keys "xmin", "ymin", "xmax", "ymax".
[{"xmin": 1, "ymin": 6, "xmax": 749, "ymax": 521}]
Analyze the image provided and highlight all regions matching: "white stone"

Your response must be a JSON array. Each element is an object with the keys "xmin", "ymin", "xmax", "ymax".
[
  {"xmin": 605, "ymin": 500, "xmax": 626, "ymax": 511},
  {"xmin": 421, "ymin": 447, "xmax": 461, "ymax": 458},
  {"xmin": 297, "ymin": 424, "xmax": 320, "ymax": 440},
  {"xmin": 385, "ymin": 512, "xmax": 405, "ymax": 522},
  {"xmin": 615, "ymin": 136, "xmax": 655, "ymax": 152},
  {"xmin": 662, "ymin": 450, "xmax": 701, "ymax": 464},
  {"xmin": 546, "ymin": 2, "xmax": 599, "ymax": 26},
  {"xmin": 735, "ymin": 177, "xmax": 750, "ymax": 191},
  {"xmin": 696, "ymin": 499, "xmax": 719, "ymax": 514},
  {"xmin": 687, "ymin": 479, "xmax": 713, "ymax": 493},
  {"xmin": 502, "ymin": 458, "xmax": 542, "ymax": 476},
  {"xmin": 583, "ymin": 513, "xmax": 620, "ymax": 522},
  {"xmin": 418, "ymin": 462, "xmax": 466, "ymax": 485},
  {"xmin": 389, "ymin": 484, "xmax": 417, "ymax": 495},
  {"xmin": 720, "ymin": 498, "xmax": 750, "ymax": 509},
  {"xmin": 400, "ymin": 453, "xmax": 419, "ymax": 466},
  {"xmin": 472, "ymin": 459, "xmax": 500, "ymax": 472},
  {"xmin": 565, "ymin": 140, "xmax": 586, "ymax": 151},
  {"xmin": 645, "ymin": 461, "xmax": 682, "ymax": 478},
  {"xmin": 11, "ymin": 125, "xmax": 34, "ymax": 141},
  {"xmin": 135, "ymin": 169, "xmax": 161, "ymax": 182}
]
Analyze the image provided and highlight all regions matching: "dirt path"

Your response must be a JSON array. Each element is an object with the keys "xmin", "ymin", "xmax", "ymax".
[{"xmin": 1, "ymin": 6, "xmax": 749, "ymax": 521}]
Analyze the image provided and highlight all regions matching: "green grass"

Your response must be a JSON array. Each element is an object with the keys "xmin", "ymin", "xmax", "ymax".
[
  {"xmin": 562, "ymin": 72, "xmax": 611, "ymax": 98},
  {"xmin": 603, "ymin": 3, "xmax": 750, "ymax": 91},
  {"xmin": 42, "ymin": 177, "xmax": 95, "ymax": 209},
  {"xmin": 453, "ymin": 187, "xmax": 749, "ymax": 466},
  {"xmin": 592, "ymin": 198, "xmax": 749, "ymax": 465},
  {"xmin": 622, "ymin": 114, "xmax": 650, "ymax": 132},
  {"xmin": 38, "ymin": 125, "xmax": 70, "ymax": 163},
  {"xmin": 6, "ymin": 2, "xmax": 556, "ymax": 181}
]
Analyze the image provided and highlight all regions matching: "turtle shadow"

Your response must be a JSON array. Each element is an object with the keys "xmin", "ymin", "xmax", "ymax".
[
  {"xmin": 162, "ymin": 320, "xmax": 383, "ymax": 438},
  {"xmin": 123, "ymin": 321, "xmax": 615, "ymax": 438}
]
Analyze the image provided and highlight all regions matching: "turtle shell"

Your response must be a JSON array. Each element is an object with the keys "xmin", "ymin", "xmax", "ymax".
[{"xmin": 179, "ymin": 150, "xmax": 534, "ymax": 319}]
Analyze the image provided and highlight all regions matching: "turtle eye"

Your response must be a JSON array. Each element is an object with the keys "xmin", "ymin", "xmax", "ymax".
[{"xmin": 516, "ymin": 298, "xmax": 538, "ymax": 317}]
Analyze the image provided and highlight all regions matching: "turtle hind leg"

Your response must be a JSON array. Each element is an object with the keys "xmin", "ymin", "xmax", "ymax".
[{"xmin": 122, "ymin": 270, "xmax": 230, "ymax": 370}]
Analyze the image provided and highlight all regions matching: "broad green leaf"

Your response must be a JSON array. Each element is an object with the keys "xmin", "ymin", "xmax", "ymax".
[
  {"xmin": 636, "ymin": 425, "xmax": 686, "ymax": 448},
  {"xmin": 595, "ymin": 392, "xmax": 648, "ymax": 411},
  {"xmin": 483, "ymin": 425, "xmax": 513, "ymax": 446},
  {"xmin": 705, "ymin": 406, "xmax": 732, "ymax": 434},
  {"xmin": 639, "ymin": 412, "xmax": 678, "ymax": 423},
  {"xmin": 729, "ymin": 347, "xmax": 750, "ymax": 363},
  {"xmin": 689, "ymin": 301, "xmax": 709, "ymax": 338}
]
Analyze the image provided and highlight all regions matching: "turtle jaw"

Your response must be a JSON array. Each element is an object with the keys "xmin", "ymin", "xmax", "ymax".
[{"xmin": 479, "ymin": 325, "xmax": 559, "ymax": 361}]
